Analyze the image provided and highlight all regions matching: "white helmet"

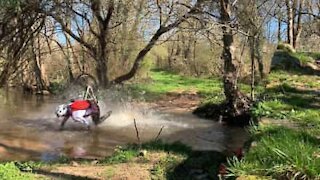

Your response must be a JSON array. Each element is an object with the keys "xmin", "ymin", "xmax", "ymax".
[{"xmin": 56, "ymin": 104, "xmax": 68, "ymax": 117}]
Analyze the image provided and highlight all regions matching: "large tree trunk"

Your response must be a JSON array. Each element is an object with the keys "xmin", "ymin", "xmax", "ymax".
[
  {"xmin": 96, "ymin": 55, "xmax": 109, "ymax": 88},
  {"xmin": 95, "ymin": 27, "xmax": 109, "ymax": 88},
  {"xmin": 220, "ymin": 0, "xmax": 251, "ymax": 124},
  {"xmin": 91, "ymin": 0, "xmax": 113, "ymax": 88}
]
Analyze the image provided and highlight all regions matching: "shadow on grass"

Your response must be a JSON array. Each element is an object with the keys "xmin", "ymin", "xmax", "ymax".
[
  {"xmin": 263, "ymin": 83, "xmax": 320, "ymax": 110},
  {"xmin": 253, "ymin": 126, "xmax": 320, "ymax": 146},
  {"xmin": 32, "ymin": 169, "xmax": 96, "ymax": 180},
  {"xmin": 167, "ymin": 151, "xmax": 226, "ymax": 180},
  {"xmin": 127, "ymin": 140, "xmax": 227, "ymax": 179}
]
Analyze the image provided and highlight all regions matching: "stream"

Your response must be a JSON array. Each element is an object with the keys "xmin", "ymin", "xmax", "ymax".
[{"xmin": 0, "ymin": 90, "xmax": 249, "ymax": 162}]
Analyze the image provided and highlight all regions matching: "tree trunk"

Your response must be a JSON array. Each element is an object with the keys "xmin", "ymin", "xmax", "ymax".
[
  {"xmin": 31, "ymin": 40, "xmax": 44, "ymax": 94},
  {"xmin": 293, "ymin": 0, "xmax": 304, "ymax": 49},
  {"xmin": 278, "ymin": 15, "xmax": 282, "ymax": 42},
  {"xmin": 95, "ymin": 27, "xmax": 109, "ymax": 88},
  {"xmin": 92, "ymin": 0, "xmax": 114, "ymax": 88},
  {"xmin": 249, "ymin": 36, "xmax": 255, "ymax": 100},
  {"xmin": 0, "ymin": 63, "xmax": 11, "ymax": 87},
  {"xmin": 96, "ymin": 55, "xmax": 109, "ymax": 88},
  {"xmin": 286, "ymin": 0, "xmax": 294, "ymax": 46},
  {"xmin": 255, "ymin": 35, "xmax": 265, "ymax": 79},
  {"xmin": 64, "ymin": 32, "xmax": 75, "ymax": 81},
  {"xmin": 219, "ymin": 0, "xmax": 251, "ymax": 123},
  {"xmin": 112, "ymin": 3, "xmax": 199, "ymax": 84}
]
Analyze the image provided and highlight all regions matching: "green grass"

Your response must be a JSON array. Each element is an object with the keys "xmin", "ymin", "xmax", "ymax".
[
  {"xmin": 129, "ymin": 70, "xmax": 224, "ymax": 100},
  {"xmin": 150, "ymin": 153, "xmax": 186, "ymax": 179},
  {"xmin": 228, "ymin": 126, "xmax": 320, "ymax": 179},
  {"xmin": 296, "ymin": 52, "xmax": 320, "ymax": 61},
  {"xmin": 129, "ymin": 69, "xmax": 264, "ymax": 103},
  {"xmin": 230, "ymin": 68, "xmax": 320, "ymax": 179},
  {"xmin": 101, "ymin": 140, "xmax": 192, "ymax": 164},
  {"xmin": 100, "ymin": 140, "xmax": 226, "ymax": 179},
  {"xmin": 0, "ymin": 162, "xmax": 37, "ymax": 180},
  {"xmin": 102, "ymin": 146, "xmax": 139, "ymax": 164},
  {"xmin": 290, "ymin": 52, "xmax": 314, "ymax": 65},
  {"xmin": 252, "ymin": 71, "xmax": 320, "ymax": 125}
]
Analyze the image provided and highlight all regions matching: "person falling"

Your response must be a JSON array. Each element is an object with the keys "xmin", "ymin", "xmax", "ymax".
[{"xmin": 55, "ymin": 99, "xmax": 111, "ymax": 130}]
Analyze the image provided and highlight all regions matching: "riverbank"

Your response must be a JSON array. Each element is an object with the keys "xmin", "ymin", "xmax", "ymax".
[
  {"xmin": 2, "ymin": 140, "xmax": 227, "ymax": 179},
  {"xmin": 228, "ymin": 70, "xmax": 320, "ymax": 179}
]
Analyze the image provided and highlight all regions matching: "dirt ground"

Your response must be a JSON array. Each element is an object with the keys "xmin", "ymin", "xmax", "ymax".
[
  {"xmin": 144, "ymin": 90, "xmax": 202, "ymax": 113},
  {"xmin": 33, "ymin": 152, "xmax": 169, "ymax": 180}
]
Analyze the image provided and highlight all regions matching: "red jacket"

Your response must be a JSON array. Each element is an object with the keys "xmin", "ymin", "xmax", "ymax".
[{"xmin": 70, "ymin": 100, "xmax": 90, "ymax": 111}]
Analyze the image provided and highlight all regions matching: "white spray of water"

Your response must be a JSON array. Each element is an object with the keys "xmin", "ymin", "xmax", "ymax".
[{"xmin": 98, "ymin": 100, "xmax": 189, "ymax": 129}]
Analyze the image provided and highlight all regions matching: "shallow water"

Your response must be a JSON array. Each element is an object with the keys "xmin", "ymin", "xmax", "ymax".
[{"xmin": 0, "ymin": 90, "xmax": 249, "ymax": 162}]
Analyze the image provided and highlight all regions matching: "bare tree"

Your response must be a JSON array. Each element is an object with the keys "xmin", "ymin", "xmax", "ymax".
[
  {"xmin": 219, "ymin": 0, "xmax": 251, "ymax": 123},
  {"xmin": 112, "ymin": 1, "xmax": 203, "ymax": 84},
  {"xmin": 285, "ymin": 0, "xmax": 305, "ymax": 49},
  {"xmin": 0, "ymin": 0, "xmax": 46, "ymax": 88}
]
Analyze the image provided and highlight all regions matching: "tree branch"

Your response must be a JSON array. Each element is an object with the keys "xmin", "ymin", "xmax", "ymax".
[{"xmin": 112, "ymin": 1, "xmax": 200, "ymax": 84}]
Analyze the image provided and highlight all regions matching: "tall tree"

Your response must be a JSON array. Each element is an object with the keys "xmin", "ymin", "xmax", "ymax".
[
  {"xmin": 111, "ymin": 1, "xmax": 203, "ymax": 84},
  {"xmin": 285, "ymin": 0, "xmax": 305, "ymax": 49},
  {"xmin": 48, "ymin": 0, "xmax": 202, "ymax": 87},
  {"xmin": 0, "ymin": 0, "xmax": 46, "ymax": 88},
  {"xmin": 219, "ymin": 0, "xmax": 251, "ymax": 123},
  {"xmin": 285, "ymin": 0, "xmax": 294, "ymax": 46}
]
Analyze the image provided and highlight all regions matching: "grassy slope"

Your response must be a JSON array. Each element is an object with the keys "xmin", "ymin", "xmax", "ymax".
[{"xmin": 229, "ymin": 69, "xmax": 320, "ymax": 179}]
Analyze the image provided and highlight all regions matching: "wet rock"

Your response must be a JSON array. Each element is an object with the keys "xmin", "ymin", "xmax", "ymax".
[
  {"xmin": 194, "ymin": 173, "xmax": 210, "ymax": 180},
  {"xmin": 139, "ymin": 150, "xmax": 147, "ymax": 157},
  {"xmin": 250, "ymin": 141, "xmax": 258, "ymax": 148},
  {"xmin": 190, "ymin": 169, "xmax": 204, "ymax": 174},
  {"xmin": 271, "ymin": 51, "xmax": 301, "ymax": 71},
  {"xmin": 35, "ymin": 90, "xmax": 51, "ymax": 95},
  {"xmin": 70, "ymin": 161, "xmax": 80, "ymax": 166},
  {"xmin": 91, "ymin": 160, "xmax": 99, "ymax": 165}
]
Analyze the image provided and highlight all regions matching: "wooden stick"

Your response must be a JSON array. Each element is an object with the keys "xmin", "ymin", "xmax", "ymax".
[
  {"xmin": 154, "ymin": 126, "xmax": 164, "ymax": 141},
  {"xmin": 133, "ymin": 118, "xmax": 141, "ymax": 145}
]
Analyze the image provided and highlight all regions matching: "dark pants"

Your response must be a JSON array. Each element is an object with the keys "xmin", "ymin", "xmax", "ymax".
[{"xmin": 88, "ymin": 100, "xmax": 100, "ymax": 125}]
